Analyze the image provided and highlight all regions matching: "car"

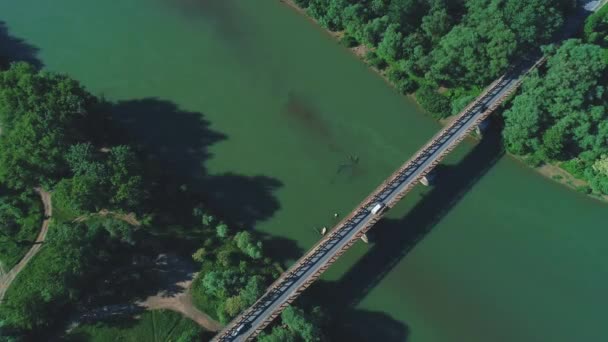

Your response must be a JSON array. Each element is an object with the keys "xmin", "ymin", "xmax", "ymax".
[
  {"xmin": 371, "ymin": 202, "xmax": 385, "ymax": 215},
  {"xmin": 231, "ymin": 322, "xmax": 250, "ymax": 337}
]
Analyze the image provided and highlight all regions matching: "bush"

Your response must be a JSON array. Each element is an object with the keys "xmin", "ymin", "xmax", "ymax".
[
  {"xmin": 576, "ymin": 185, "xmax": 592, "ymax": 194},
  {"xmin": 293, "ymin": 0, "xmax": 310, "ymax": 8},
  {"xmin": 387, "ymin": 66, "xmax": 418, "ymax": 94},
  {"xmin": 560, "ymin": 159, "xmax": 586, "ymax": 179},
  {"xmin": 451, "ymin": 94, "xmax": 476, "ymax": 115},
  {"xmin": 416, "ymin": 85, "xmax": 451, "ymax": 119},
  {"xmin": 365, "ymin": 50, "xmax": 387, "ymax": 70},
  {"xmin": 340, "ymin": 34, "xmax": 359, "ymax": 48}
]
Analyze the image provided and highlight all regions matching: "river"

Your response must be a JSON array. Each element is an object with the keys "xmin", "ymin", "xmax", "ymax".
[{"xmin": 1, "ymin": 1, "xmax": 607, "ymax": 341}]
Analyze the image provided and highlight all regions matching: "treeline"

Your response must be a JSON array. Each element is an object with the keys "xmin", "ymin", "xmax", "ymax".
[
  {"xmin": 292, "ymin": 0, "xmax": 573, "ymax": 118},
  {"xmin": 502, "ymin": 6, "xmax": 608, "ymax": 195}
]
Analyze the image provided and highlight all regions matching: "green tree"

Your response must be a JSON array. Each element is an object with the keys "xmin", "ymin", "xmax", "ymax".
[
  {"xmin": 216, "ymin": 224, "xmax": 229, "ymax": 238},
  {"xmin": 234, "ymin": 231, "xmax": 263, "ymax": 260},
  {"xmin": 107, "ymin": 145, "xmax": 144, "ymax": 210},
  {"xmin": 377, "ymin": 24, "xmax": 403, "ymax": 62},
  {"xmin": 415, "ymin": 85, "xmax": 451, "ymax": 118},
  {"xmin": 0, "ymin": 200, "xmax": 22, "ymax": 239},
  {"xmin": 0, "ymin": 63, "xmax": 96, "ymax": 189},
  {"xmin": 281, "ymin": 306, "xmax": 323, "ymax": 342}
]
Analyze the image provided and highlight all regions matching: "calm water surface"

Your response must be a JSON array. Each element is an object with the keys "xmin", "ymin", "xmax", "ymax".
[{"xmin": 1, "ymin": 1, "xmax": 607, "ymax": 341}]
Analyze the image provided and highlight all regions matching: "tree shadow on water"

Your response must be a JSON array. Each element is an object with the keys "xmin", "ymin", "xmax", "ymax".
[
  {"xmin": 306, "ymin": 125, "xmax": 506, "ymax": 341},
  {"xmin": 0, "ymin": 21, "xmax": 43, "ymax": 69},
  {"xmin": 111, "ymin": 97, "xmax": 283, "ymax": 234}
]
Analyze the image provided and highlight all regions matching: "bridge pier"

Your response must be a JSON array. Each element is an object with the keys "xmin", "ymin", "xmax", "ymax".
[
  {"xmin": 475, "ymin": 118, "xmax": 490, "ymax": 137},
  {"xmin": 420, "ymin": 171, "xmax": 435, "ymax": 187},
  {"xmin": 360, "ymin": 233, "xmax": 369, "ymax": 244}
]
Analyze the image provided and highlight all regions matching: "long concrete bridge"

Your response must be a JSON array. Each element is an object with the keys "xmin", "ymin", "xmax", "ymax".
[{"xmin": 212, "ymin": 2, "xmax": 605, "ymax": 341}]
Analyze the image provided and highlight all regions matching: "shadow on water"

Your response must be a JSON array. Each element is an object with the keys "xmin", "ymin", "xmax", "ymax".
[
  {"xmin": 304, "ymin": 124, "xmax": 505, "ymax": 341},
  {"xmin": 110, "ymin": 98, "xmax": 292, "ymax": 260},
  {"xmin": 0, "ymin": 21, "xmax": 43, "ymax": 69}
]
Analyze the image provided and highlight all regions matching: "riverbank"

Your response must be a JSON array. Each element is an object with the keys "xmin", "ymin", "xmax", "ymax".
[{"xmin": 280, "ymin": 0, "xmax": 608, "ymax": 204}]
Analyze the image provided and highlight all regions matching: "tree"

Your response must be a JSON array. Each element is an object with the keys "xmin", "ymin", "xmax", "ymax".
[
  {"xmin": 363, "ymin": 16, "xmax": 390, "ymax": 46},
  {"xmin": 258, "ymin": 327, "xmax": 298, "ymax": 342},
  {"xmin": 107, "ymin": 145, "xmax": 144, "ymax": 210},
  {"xmin": 281, "ymin": 306, "xmax": 323, "ymax": 342},
  {"xmin": 502, "ymin": 91, "xmax": 543, "ymax": 155},
  {"xmin": 0, "ymin": 200, "xmax": 22, "ymax": 239},
  {"xmin": 216, "ymin": 224, "xmax": 229, "ymax": 238},
  {"xmin": 234, "ymin": 231, "xmax": 263, "ymax": 260},
  {"xmin": 415, "ymin": 85, "xmax": 451, "ymax": 119},
  {"xmin": 377, "ymin": 24, "xmax": 403, "ymax": 62},
  {"xmin": 502, "ymin": 0, "xmax": 564, "ymax": 45},
  {"xmin": 0, "ymin": 63, "xmax": 96, "ymax": 189},
  {"xmin": 192, "ymin": 248, "xmax": 207, "ymax": 263},
  {"xmin": 589, "ymin": 155, "xmax": 608, "ymax": 194},
  {"xmin": 239, "ymin": 275, "xmax": 265, "ymax": 306},
  {"xmin": 421, "ymin": 3, "xmax": 452, "ymax": 44}
]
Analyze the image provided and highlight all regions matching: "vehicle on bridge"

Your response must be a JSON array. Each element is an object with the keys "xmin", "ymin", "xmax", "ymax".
[{"xmin": 370, "ymin": 202, "xmax": 385, "ymax": 215}]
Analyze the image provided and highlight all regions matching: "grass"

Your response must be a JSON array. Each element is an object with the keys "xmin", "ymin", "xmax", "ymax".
[{"xmin": 64, "ymin": 310, "xmax": 206, "ymax": 342}]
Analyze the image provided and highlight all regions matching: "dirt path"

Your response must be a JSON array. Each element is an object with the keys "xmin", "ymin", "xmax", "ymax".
[
  {"xmin": 137, "ymin": 273, "xmax": 222, "ymax": 332},
  {"xmin": 74, "ymin": 209, "xmax": 141, "ymax": 226},
  {"xmin": 136, "ymin": 254, "xmax": 222, "ymax": 332},
  {"xmin": 69, "ymin": 254, "xmax": 222, "ymax": 333},
  {"xmin": 0, "ymin": 188, "xmax": 52, "ymax": 302}
]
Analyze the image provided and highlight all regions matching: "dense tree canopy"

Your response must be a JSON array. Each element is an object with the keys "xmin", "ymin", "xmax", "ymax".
[
  {"xmin": 292, "ymin": 0, "xmax": 573, "ymax": 116},
  {"xmin": 0, "ymin": 63, "xmax": 98, "ymax": 189},
  {"xmin": 503, "ymin": 38, "xmax": 608, "ymax": 195}
]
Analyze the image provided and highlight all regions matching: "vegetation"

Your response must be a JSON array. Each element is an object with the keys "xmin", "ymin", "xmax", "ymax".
[
  {"xmin": 257, "ymin": 306, "xmax": 326, "ymax": 342},
  {"xmin": 0, "ymin": 220, "xmax": 135, "ymax": 333},
  {"xmin": 0, "ymin": 188, "xmax": 42, "ymax": 269},
  {"xmin": 64, "ymin": 310, "xmax": 204, "ymax": 342},
  {"xmin": 291, "ymin": 0, "xmax": 573, "ymax": 116},
  {"xmin": 0, "ymin": 62, "xmax": 148, "ymax": 340},
  {"xmin": 190, "ymin": 207, "xmax": 279, "ymax": 324},
  {"xmin": 502, "ymin": 12, "xmax": 608, "ymax": 196},
  {"xmin": 0, "ymin": 61, "xmax": 326, "ymax": 340}
]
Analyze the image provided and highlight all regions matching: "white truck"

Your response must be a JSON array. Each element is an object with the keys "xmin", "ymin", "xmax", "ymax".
[{"xmin": 371, "ymin": 202, "xmax": 385, "ymax": 215}]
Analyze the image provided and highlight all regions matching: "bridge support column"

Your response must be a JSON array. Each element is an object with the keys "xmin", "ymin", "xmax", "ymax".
[
  {"xmin": 360, "ymin": 233, "xmax": 369, "ymax": 244},
  {"xmin": 420, "ymin": 171, "xmax": 435, "ymax": 187},
  {"xmin": 475, "ymin": 119, "xmax": 490, "ymax": 137}
]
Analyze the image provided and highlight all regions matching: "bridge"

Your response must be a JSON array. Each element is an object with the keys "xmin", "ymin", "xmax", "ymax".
[{"xmin": 213, "ymin": 2, "xmax": 605, "ymax": 341}]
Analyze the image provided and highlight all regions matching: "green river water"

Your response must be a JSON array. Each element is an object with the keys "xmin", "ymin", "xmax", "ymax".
[{"xmin": 1, "ymin": 1, "xmax": 607, "ymax": 341}]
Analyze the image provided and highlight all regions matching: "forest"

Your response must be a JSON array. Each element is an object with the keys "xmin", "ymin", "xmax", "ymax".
[
  {"xmin": 292, "ymin": 0, "xmax": 574, "ymax": 118},
  {"xmin": 502, "ymin": 5, "xmax": 608, "ymax": 195}
]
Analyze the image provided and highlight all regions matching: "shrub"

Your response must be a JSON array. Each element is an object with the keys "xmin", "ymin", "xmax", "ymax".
[
  {"xmin": 340, "ymin": 34, "xmax": 358, "ymax": 48},
  {"xmin": 365, "ymin": 50, "xmax": 387, "ymax": 70},
  {"xmin": 416, "ymin": 85, "xmax": 451, "ymax": 119}
]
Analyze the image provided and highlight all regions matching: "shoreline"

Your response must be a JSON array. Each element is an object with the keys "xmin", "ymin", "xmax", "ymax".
[{"xmin": 279, "ymin": 0, "xmax": 608, "ymax": 204}]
